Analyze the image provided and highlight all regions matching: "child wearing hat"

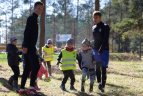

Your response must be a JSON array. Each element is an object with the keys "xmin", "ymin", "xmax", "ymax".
[
  {"xmin": 78, "ymin": 38, "xmax": 96, "ymax": 92},
  {"xmin": 6, "ymin": 37, "xmax": 22, "ymax": 91},
  {"xmin": 42, "ymin": 39, "xmax": 55, "ymax": 77},
  {"xmin": 57, "ymin": 38, "xmax": 77, "ymax": 91}
]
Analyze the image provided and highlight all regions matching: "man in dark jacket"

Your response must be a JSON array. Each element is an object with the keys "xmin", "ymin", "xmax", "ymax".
[
  {"xmin": 19, "ymin": 1, "xmax": 44, "ymax": 93},
  {"xmin": 6, "ymin": 37, "xmax": 22, "ymax": 90},
  {"xmin": 92, "ymin": 11, "xmax": 110, "ymax": 92}
]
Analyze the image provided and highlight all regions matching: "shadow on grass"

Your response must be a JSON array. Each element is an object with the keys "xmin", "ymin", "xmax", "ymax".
[
  {"xmin": 102, "ymin": 83, "xmax": 136, "ymax": 96},
  {"xmin": 0, "ymin": 78, "xmax": 47, "ymax": 96},
  {"xmin": 108, "ymin": 70, "xmax": 143, "ymax": 78},
  {"xmin": 73, "ymin": 91, "xmax": 95, "ymax": 96},
  {"xmin": 0, "ymin": 65, "xmax": 8, "ymax": 71},
  {"xmin": 106, "ymin": 83, "xmax": 127, "ymax": 89},
  {"xmin": 0, "ymin": 78, "xmax": 13, "ymax": 93}
]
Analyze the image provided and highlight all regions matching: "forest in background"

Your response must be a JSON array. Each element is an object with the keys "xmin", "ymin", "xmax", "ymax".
[{"xmin": 0, "ymin": 0, "xmax": 143, "ymax": 55}]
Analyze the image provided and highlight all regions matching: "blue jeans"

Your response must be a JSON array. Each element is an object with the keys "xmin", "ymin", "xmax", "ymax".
[
  {"xmin": 93, "ymin": 49, "xmax": 109, "ymax": 68},
  {"xmin": 82, "ymin": 68, "xmax": 96, "ymax": 84}
]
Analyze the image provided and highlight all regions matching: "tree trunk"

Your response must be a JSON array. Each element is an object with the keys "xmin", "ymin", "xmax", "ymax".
[
  {"xmin": 53, "ymin": 13, "xmax": 56, "ymax": 45},
  {"xmin": 11, "ymin": 0, "xmax": 14, "ymax": 36},
  {"xmin": 39, "ymin": 0, "xmax": 46, "ymax": 54},
  {"xmin": 95, "ymin": 0, "xmax": 100, "ymax": 11},
  {"xmin": 64, "ymin": 0, "xmax": 67, "ymax": 33}
]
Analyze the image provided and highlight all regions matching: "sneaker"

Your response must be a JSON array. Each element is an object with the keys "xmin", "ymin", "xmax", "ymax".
[
  {"xmin": 44, "ymin": 77, "xmax": 51, "ymax": 82},
  {"xmin": 98, "ymin": 84, "xmax": 104, "ymax": 93},
  {"xmin": 18, "ymin": 89, "xmax": 26, "ymax": 95},
  {"xmin": 8, "ymin": 76, "xmax": 13, "ymax": 86},
  {"xmin": 60, "ymin": 85, "xmax": 66, "ymax": 91},
  {"xmin": 81, "ymin": 86, "xmax": 85, "ymax": 92},
  {"xmin": 70, "ymin": 86, "xmax": 77, "ymax": 91},
  {"xmin": 89, "ymin": 84, "xmax": 93, "ymax": 92},
  {"xmin": 12, "ymin": 80, "xmax": 19, "ymax": 91},
  {"xmin": 34, "ymin": 85, "xmax": 41, "ymax": 91},
  {"xmin": 25, "ymin": 87, "xmax": 37, "ymax": 95}
]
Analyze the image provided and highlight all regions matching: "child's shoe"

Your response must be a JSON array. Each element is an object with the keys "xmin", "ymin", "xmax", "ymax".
[
  {"xmin": 12, "ymin": 80, "xmax": 19, "ymax": 91},
  {"xmin": 98, "ymin": 84, "xmax": 104, "ymax": 93},
  {"xmin": 18, "ymin": 89, "xmax": 26, "ymax": 95},
  {"xmin": 70, "ymin": 86, "xmax": 77, "ymax": 91},
  {"xmin": 81, "ymin": 81, "xmax": 85, "ymax": 92},
  {"xmin": 60, "ymin": 84, "xmax": 66, "ymax": 91},
  {"xmin": 44, "ymin": 77, "xmax": 51, "ymax": 82},
  {"xmin": 8, "ymin": 76, "xmax": 13, "ymax": 86},
  {"xmin": 89, "ymin": 84, "xmax": 93, "ymax": 92}
]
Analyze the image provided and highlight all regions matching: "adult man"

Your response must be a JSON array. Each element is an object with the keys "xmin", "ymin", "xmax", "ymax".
[
  {"xmin": 92, "ymin": 11, "xmax": 110, "ymax": 92},
  {"xmin": 18, "ymin": 1, "xmax": 44, "ymax": 93}
]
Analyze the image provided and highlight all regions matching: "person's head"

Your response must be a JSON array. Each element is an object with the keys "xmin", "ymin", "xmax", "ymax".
[
  {"xmin": 81, "ymin": 38, "xmax": 91, "ymax": 51},
  {"xmin": 93, "ymin": 11, "xmax": 102, "ymax": 24},
  {"xmin": 66, "ymin": 38, "xmax": 74, "ymax": 48},
  {"xmin": 10, "ymin": 37, "xmax": 17, "ymax": 45},
  {"xmin": 47, "ymin": 39, "xmax": 53, "ymax": 47},
  {"xmin": 34, "ymin": 1, "xmax": 44, "ymax": 15}
]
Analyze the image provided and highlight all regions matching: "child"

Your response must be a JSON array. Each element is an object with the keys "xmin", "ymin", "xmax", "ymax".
[
  {"xmin": 6, "ymin": 37, "xmax": 22, "ymax": 91},
  {"xmin": 78, "ymin": 39, "xmax": 96, "ymax": 92},
  {"xmin": 42, "ymin": 39, "xmax": 54, "ymax": 77},
  {"xmin": 37, "ymin": 56, "xmax": 50, "ymax": 82},
  {"xmin": 57, "ymin": 38, "xmax": 77, "ymax": 91}
]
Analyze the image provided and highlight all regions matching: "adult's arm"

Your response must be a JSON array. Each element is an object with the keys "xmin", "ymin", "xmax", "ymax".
[{"xmin": 22, "ymin": 17, "xmax": 33, "ymax": 48}]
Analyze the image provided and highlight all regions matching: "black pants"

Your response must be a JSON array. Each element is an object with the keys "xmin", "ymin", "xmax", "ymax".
[
  {"xmin": 10, "ymin": 65, "xmax": 20, "ymax": 81},
  {"xmin": 45, "ymin": 61, "xmax": 52, "ymax": 76},
  {"xmin": 96, "ymin": 65, "xmax": 107, "ymax": 88},
  {"xmin": 21, "ymin": 53, "xmax": 40, "ymax": 89},
  {"xmin": 62, "ymin": 70, "xmax": 75, "ymax": 86}
]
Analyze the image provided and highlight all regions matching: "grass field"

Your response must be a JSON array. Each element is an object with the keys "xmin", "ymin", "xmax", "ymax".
[{"xmin": 0, "ymin": 54, "xmax": 143, "ymax": 96}]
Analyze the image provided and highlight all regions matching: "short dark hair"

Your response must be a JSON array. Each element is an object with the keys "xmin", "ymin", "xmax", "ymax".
[
  {"xmin": 93, "ymin": 11, "xmax": 102, "ymax": 17},
  {"xmin": 34, "ymin": 1, "xmax": 44, "ymax": 8}
]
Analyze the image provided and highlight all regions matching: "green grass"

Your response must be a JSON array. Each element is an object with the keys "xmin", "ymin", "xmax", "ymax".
[{"xmin": 0, "ymin": 54, "xmax": 143, "ymax": 96}]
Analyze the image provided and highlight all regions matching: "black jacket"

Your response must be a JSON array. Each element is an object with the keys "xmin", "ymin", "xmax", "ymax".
[
  {"xmin": 6, "ymin": 44, "xmax": 22, "ymax": 66},
  {"xmin": 22, "ymin": 13, "xmax": 38, "ymax": 53},
  {"xmin": 92, "ymin": 22, "xmax": 110, "ymax": 52}
]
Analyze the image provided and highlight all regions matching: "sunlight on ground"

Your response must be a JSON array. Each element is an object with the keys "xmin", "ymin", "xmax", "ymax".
[{"xmin": 0, "ymin": 60, "xmax": 143, "ymax": 96}]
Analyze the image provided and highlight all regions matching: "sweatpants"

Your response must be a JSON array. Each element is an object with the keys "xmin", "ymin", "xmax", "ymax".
[
  {"xmin": 10, "ymin": 65, "xmax": 20, "ymax": 81},
  {"xmin": 20, "ymin": 53, "xmax": 40, "ymax": 89},
  {"xmin": 82, "ymin": 68, "xmax": 96, "ymax": 85},
  {"xmin": 61, "ymin": 70, "xmax": 75, "ymax": 87}
]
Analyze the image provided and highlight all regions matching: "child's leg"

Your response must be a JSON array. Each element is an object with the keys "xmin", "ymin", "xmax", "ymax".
[
  {"xmin": 61, "ymin": 70, "xmax": 69, "ymax": 86},
  {"xmin": 69, "ymin": 70, "xmax": 76, "ymax": 89},
  {"xmin": 10, "ymin": 65, "xmax": 20, "ymax": 81},
  {"xmin": 89, "ymin": 70, "xmax": 96, "ymax": 92},
  {"xmin": 81, "ymin": 68, "xmax": 88, "ymax": 92},
  {"xmin": 46, "ymin": 61, "xmax": 52, "ymax": 76},
  {"xmin": 10, "ymin": 65, "xmax": 20, "ymax": 90}
]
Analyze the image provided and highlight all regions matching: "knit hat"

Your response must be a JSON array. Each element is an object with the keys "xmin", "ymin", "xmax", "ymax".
[
  {"xmin": 47, "ymin": 39, "xmax": 53, "ymax": 44},
  {"xmin": 82, "ymin": 38, "xmax": 91, "ymax": 46},
  {"xmin": 66, "ymin": 38, "xmax": 74, "ymax": 44},
  {"xmin": 10, "ymin": 36, "xmax": 17, "ymax": 42}
]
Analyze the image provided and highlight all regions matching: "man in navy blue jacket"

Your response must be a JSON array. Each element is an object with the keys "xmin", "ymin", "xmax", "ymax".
[
  {"xmin": 92, "ymin": 11, "xmax": 110, "ymax": 93},
  {"xmin": 19, "ymin": 1, "xmax": 44, "ymax": 94}
]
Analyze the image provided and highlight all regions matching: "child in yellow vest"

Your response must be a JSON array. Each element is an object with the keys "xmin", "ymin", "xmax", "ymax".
[
  {"xmin": 57, "ymin": 38, "xmax": 77, "ymax": 91},
  {"xmin": 42, "ymin": 39, "xmax": 54, "ymax": 76}
]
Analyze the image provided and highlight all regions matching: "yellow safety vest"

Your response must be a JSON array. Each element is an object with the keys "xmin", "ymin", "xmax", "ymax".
[
  {"xmin": 42, "ymin": 46, "xmax": 54, "ymax": 61},
  {"xmin": 59, "ymin": 49, "xmax": 77, "ymax": 70}
]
